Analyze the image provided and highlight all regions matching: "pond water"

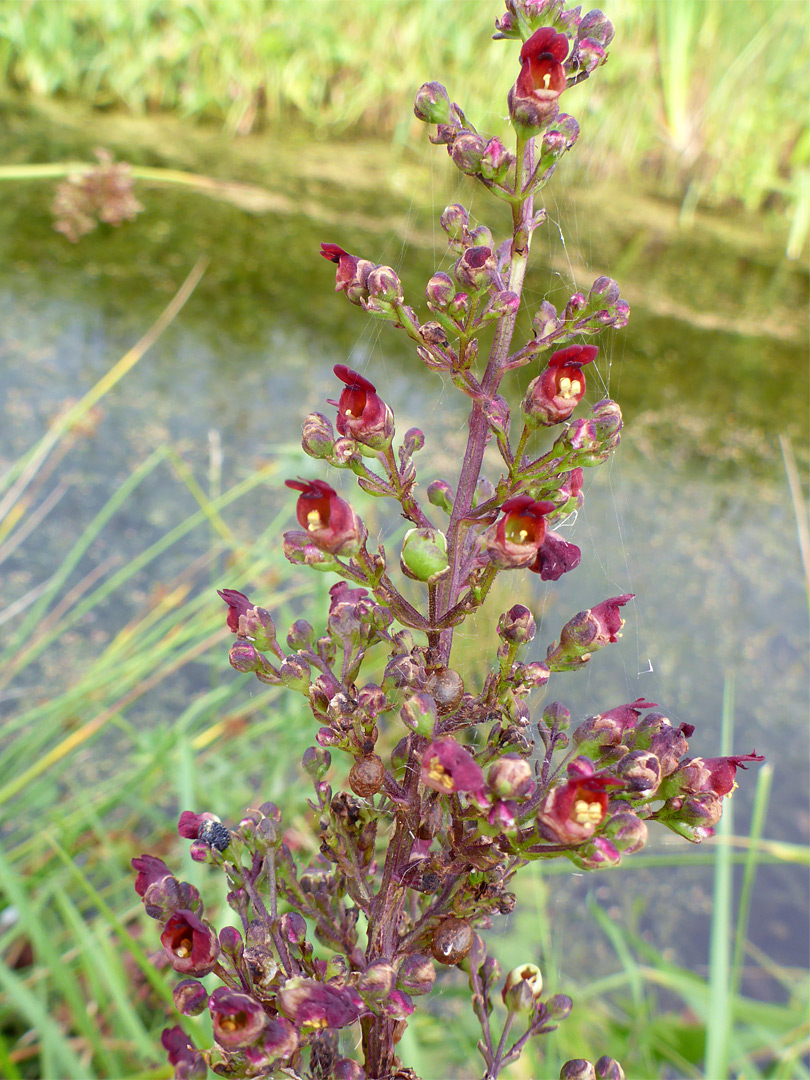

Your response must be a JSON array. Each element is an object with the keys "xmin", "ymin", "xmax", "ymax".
[{"xmin": 2, "ymin": 98, "xmax": 808, "ymax": 1007}]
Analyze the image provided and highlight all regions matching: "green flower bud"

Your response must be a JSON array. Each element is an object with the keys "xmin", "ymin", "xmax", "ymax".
[{"xmin": 400, "ymin": 527, "xmax": 450, "ymax": 583}]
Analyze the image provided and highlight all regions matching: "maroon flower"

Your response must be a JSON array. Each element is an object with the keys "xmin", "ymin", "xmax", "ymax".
[
  {"xmin": 509, "ymin": 27, "xmax": 570, "ymax": 127},
  {"xmin": 217, "ymin": 588, "xmax": 251, "ymax": 633},
  {"xmin": 675, "ymin": 751, "xmax": 765, "ymax": 798},
  {"xmin": 421, "ymin": 737, "xmax": 485, "ymax": 796},
  {"xmin": 161, "ymin": 1025, "xmax": 206, "ymax": 1080},
  {"xmin": 522, "ymin": 345, "xmax": 599, "ymax": 426},
  {"xmin": 552, "ymin": 594, "xmax": 634, "ymax": 664},
  {"xmin": 132, "ymin": 854, "xmax": 173, "ymax": 898},
  {"xmin": 320, "ymin": 243, "xmax": 361, "ymax": 291},
  {"xmin": 208, "ymin": 986, "xmax": 267, "ymax": 1049},
  {"xmin": 177, "ymin": 810, "xmax": 217, "ymax": 840},
  {"xmin": 537, "ymin": 772, "xmax": 624, "ymax": 843},
  {"xmin": 529, "ymin": 529, "xmax": 581, "ymax": 580},
  {"xmin": 160, "ymin": 909, "xmax": 220, "ymax": 976},
  {"xmin": 278, "ymin": 977, "xmax": 363, "ymax": 1031},
  {"xmin": 484, "ymin": 496, "xmax": 556, "ymax": 568},
  {"xmin": 602, "ymin": 698, "xmax": 658, "ymax": 733},
  {"xmin": 587, "ymin": 593, "xmax": 634, "ymax": 644},
  {"xmin": 328, "ymin": 364, "xmax": 393, "ymax": 448},
  {"xmin": 517, "ymin": 27, "xmax": 570, "ymax": 100},
  {"xmin": 285, "ymin": 478, "xmax": 363, "ymax": 555}
]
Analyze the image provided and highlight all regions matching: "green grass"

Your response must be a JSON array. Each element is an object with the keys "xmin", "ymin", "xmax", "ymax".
[{"xmin": 0, "ymin": 0, "xmax": 807, "ymax": 244}]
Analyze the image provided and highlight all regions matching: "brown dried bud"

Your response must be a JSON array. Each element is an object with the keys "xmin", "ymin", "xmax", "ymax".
[
  {"xmin": 349, "ymin": 754, "xmax": 385, "ymax": 797},
  {"xmin": 425, "ymin": 667, "xmax": 464, "ymax": 712},
  {"xmin": 431, "ymin": 916, "xmax": 473, "ymax": 966}
]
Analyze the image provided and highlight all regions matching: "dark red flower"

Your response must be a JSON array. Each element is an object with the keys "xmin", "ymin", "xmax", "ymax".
[
  {"xmin": 208, "ymin": 986, "xmax": 267, "ymax": 1049},
  {"xmin": 522, "ymin": 345, "xmax": 599, "ymax": 426},
  {"xmin": 517, "ymin": 27, "xmax": 570, "ymax": 100},
  {"xmin": 676, "ymin": 751, "xmax": 765, "ymax": 798},
  {"xmin": 509, "ymin": 27, "xmax": 570, "ymax": 127},
  {"xmin": 217, "ymin": 588, "xmax": 251, "ymax": 633},
  {"xmin": 600, "ymin": 698, "xmax": 658, "ymax": 733},
  {"xmin": 161, "ymin": 1025, "xmax": 206, "ymax": 1080},
  {"xmin": 329, "ymin": 364, "xmax": 393, "ymax": 448},
  {"xmin": 243, "ymin": 1018, "xmax": 299, "ymax": 1068},
  {"xmin": 537, "ymin": 773, "xmax": 623, "ymax": 843},
  {"xmin": 529, "ymin": 529, "xmax": 581, "ymax": 580},
  {"xmin": 160, "ymin": 909, "xmax": 220, "ymax": 976},
  {"xmin": 484, "ymin": 496, "xmax": 555, "ymax": 568},
  {"xmin": 320, "ymin": 243, "xmax": 361, "ymax": 290},
  {"xmin": 278, "ymin": 977, "xmax": 364, "ymax": 1030},
  {"xmin": 421, "ymin": 737, "xmax": 485, "ymax": 796},
  {"xmin": 285, "ymin": 478, "xmax": 363, "ymax": 555},
  {"xmin": 132, "ymin": 853, "xmax": 173, "ymax": 898}
]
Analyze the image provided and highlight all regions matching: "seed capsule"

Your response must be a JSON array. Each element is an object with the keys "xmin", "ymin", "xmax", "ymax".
[
  {"xmin": 430, "ymin": 916, "xmax": 473, "ymax": 966},
  {"xmin": 349, "ymin": 753, "xmax": 385, "ymax": 797}
]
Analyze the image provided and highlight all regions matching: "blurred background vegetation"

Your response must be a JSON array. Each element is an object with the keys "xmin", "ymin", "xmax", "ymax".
[
  {"xmin": 0, "ymin": 0, "xmax": 808, "ymax": 253},
  {"xmin": 0, "ymin": 1, "xmax": 808, "ymax": 1079}
]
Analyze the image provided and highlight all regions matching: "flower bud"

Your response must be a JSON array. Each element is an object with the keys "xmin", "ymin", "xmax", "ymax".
[
  {"xmin": 397, "ymin": 952, "xmax": 436, "ymax": 996},
  {"xmin": 400, "ymin": 527, "xmax": 450, "ymax": 583},
  {"xmin": 578, "ymin": 10, "xmax": 616, "ymax": 47},
  {"xmin": 426, "ymin": 272, "xmax": 455, "ymax": 308},
  {"xmin": 302, "ymin": 411, "xmax": 335, "ymax": 458},
  {"xmin": 546, "ymin": 993, "xmax": 573, "ymax": 1021},
  {"xmin": 400, "ymin": 692, "xmax": 438, "ymax": 738},
  {"xmin": 287, "ymin": 619, "xmax": 314, "ymax": 651},
  {"xmin": 488, "ymin": 755, "xmax": 534, "ymax": 800},
  {"xmin": 358, "ymin": 960, "xmax": 396, "ymax": 999},
  {"xmin": 280, "ymin": 654, "xmax": 311, "ymax": 693},
  {"xmin": 478, "ymin": 290, "xmax": 520, "ymax": 324},
  {"xmin": 173, "ymin": 979, "xmax": 209, "ymax": 1016},
  {"xmin": 334, "ymin": 1060, "xmax": 365, "ymax": 1080},
  {"xmin": 413, "ymin": 81, "xmax": 452, "ymax": 124},
  {"xmin": 403, "ymin": 427, "xmax": 425, "ymax": 454},
  {"xmin": 349, "ymin": 754, "xmax": 386, "ymax": 798},
  {"xmin": 229, "ymin": 638, "xmax": 262, "ymax": 673},
  {"xmin": 447, "ymin": 291, "xmax": 470, "ymax": 319},
  {"xmin": 427, "ymin": 479, "xmax": 454, "ymax": 514},
  {"xmin": 431, "ymin": 916, "xmax": 473, "ymax": 965},
  {"xmin": 302, "ymin": 745, "xmax": 331, "ymax": 780},
  {"xmin": 615, "ymin": 749, "xmax": 661, "ymax": 796},
  {"xmin": 480, "ymin": 137, "xmax": 514, "ymax": 182},
  {"xmin": 367, "ymin": 264, "xmax": 403, "ymax": 303},
  {"xmin": 603, "ymin": 811, "xmax": 648, "ymax": 854},
  {"xmin": 497, "ymin": 604, "xmax": 536, "ymax": 645},
  {"xmin": 219, "ymin": 925, "xmax": 243, "ymax": 960},
  {"xmin": 449, "ymin": 130, "xmax": 486, "ymax": 175},
  {"xmin": 595, "ymin": 1057, "xmax": 626, "ymax": 1080},
  {"xmin": 533, "ymin": 299, "xmax": 562, "ymax": 341},
  {"xmin": 560, "ymin": 1061, "xmax": 597, "ymax": 1080},
  {"xmin": 454, "ymin": 245, "xmax": 497, "ymax": 292},
  {"xmin": 440, "ymin": 203, "xmax": 469, "ymax": 240}
]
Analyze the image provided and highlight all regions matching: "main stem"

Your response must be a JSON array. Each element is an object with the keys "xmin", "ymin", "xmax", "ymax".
[{"xmin": 437, "ymin": 137, "xmax": 535, "ymax": 664}]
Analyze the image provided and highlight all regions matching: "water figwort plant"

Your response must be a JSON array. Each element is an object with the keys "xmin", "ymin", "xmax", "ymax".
[{"xmin": 132, "ymin": 3, "xmax": 764, "ymax": 1077}]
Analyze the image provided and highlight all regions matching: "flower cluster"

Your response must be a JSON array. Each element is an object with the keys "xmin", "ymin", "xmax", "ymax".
[{"xmin": 132, "ymin": 3, "xmax": 763, "ymax": 1077}]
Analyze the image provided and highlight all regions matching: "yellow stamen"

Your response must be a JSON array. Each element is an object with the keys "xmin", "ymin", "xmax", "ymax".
[
  {"xmin": 221, "ymin": 1019, "xmax": 237, "ymax": 1032},
  {"xmin": 306, "ymin": 509, "xmax": 322, "ymax": 531},
  {"xmin": 176, "ymin": 938, "xmax": 192, "ymax": 958},
  {"xmin": 542, "ymin": 73, "xmax": 551, "ymax": 89},
  {"xmin": 572, "ymin": 799, "xmax": 604, "ymax": 825},
  {"xmin": 428, "ymin": 762, "xmax": 454, "ymax": 791}
]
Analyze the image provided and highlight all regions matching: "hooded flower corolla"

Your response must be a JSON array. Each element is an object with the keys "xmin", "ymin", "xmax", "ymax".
[
  {"xmin": 161, "ymin": 1025, "xmax": 206, "ymax": 1080},
  {"xmin": 676, "ymin": 751, "xmax": 765, "ymax": 798},
  {"xmin": 516, "ymin": 27, "xmax": 569, "ymax": 102},
  {"xmin": 217, "ymin": 588, "xmax": 252, "ymax": 633},
  {"xmin": 421, "ymin": 737, "xmax": 485, "ymax": 796},
  {"xmin": 537, "ymin": 770, "xmax": 624, "ymax": 844},
  {"xmin": 208, "ymin": 987, "xmax": 267, "ymax": 1049},
  {"xmin": 522, "ymin": 344, "xmax": 599, "ymax": 426},
  {"xmin": 160, "ymin": 909, "xmax": 220, "ymax": 976},
  {"xmin": 132, "ymin": 853, "xmax": 173, "ymax": 898},
  {"xmin": 484, "ymin": 496, "xmax": 556, "ymax": 568},
  {"xmin": 328, "ymin": 364, "xmax": 393, "ymax": 448},
  {"xmin": 285, "ymin": 478, "xmax": 362, "ymax": 555},
  {"xmin": 278, "ymin": 977, "xmax": 364, "ymax": 1030},
  {"xmin": 529, "ymin": 529, "xmax": 581, "ymax": 580}
]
